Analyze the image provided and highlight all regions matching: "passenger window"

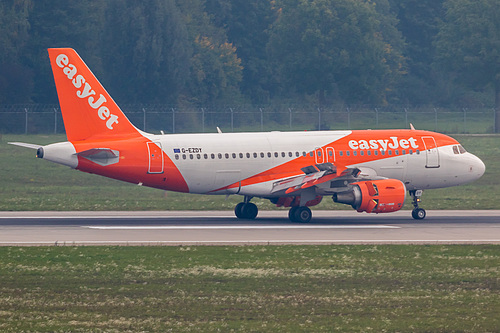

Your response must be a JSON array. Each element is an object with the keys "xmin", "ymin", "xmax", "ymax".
[
  {"xmin": 197, "ymin": 154, "xmax": 201, "ymax": 159},
  {"xmin": 388, "ymin": 150, "xmax": 392, "ymax": 156},
  {"xmin": 254, "ymin": 152, "xmax": 258, "ymax": 158},
  {"xmin": 346, "ymin": 151, "xmax": 350, "ymax": 156},
  {"xmin": 268, "ymin": 152, "xmax": 272, "ymax": 158},
  {"xmin": 175, "ymin": 155, "xmax": 179, "ymax": 160},
  {"xmin": 367, "ymin": 151, "xmax": 371, "ymax": 156},
  {"xmin": 281, "ymin": 152, "xmax": 286, "ymax": 158},
  {"xmin": 339, "ymin": 151, "xmax": 343, "ymax": 156},
  {"xmin": 302, "ymin": 151, "xmax": 306, "ymax": 157},
  {"xmin": 275, "ymin": 152, "xmax": 279, "ymax": 158},
  {"xmin": 218, "ymin": 153, "xmax": 222, "ymax": 159},
  {"xmin": 247, "ymin": 153, "xmax": 251, "ymax": 158},
  {"xmin": 211, "ymin": 153, "xmax": 215, "ymax": 159},
  {"xmin": 239, "ymin": 153, "xmax": 243, "ymax": 158},
  {"xmin": 360, "ymin": 151, "xmax": 364, "ymax": 156},
  {"xmin": 289, "ymin": 152, "xmax": 293, "ymax": 157},
  {"xmin": 353, "ymin": 151, "xmax": 357, "ymax": 156},
  {"xmin": 395, "ymin": 150, "xmax": 399, "ymax": 156},
  {"xmin": 182, "ymin": 154, "xmax": 187, "ymax": 160},
  {"xmin": 328, "ymin": 150, "xmax": 333, "ymax": 156},
  {"xmin": 204, "ymin": 154, "xmax": 208, "ymax": 159},
  {"xmin": 225, "ymin": 153, "xmax": 229, "ymax": 159},
  {"xmin": 232, "ymin": 153, "xmax": 236, "ymax": 159},
  {"xmin": 381, "ymin": 150, "xmax": 385, "ymax": 156},
  {"xmin": 374, "ymin": 151, "xmax": 378, "ymax": 156},
  {"xmin": 260, "ymin": 152, "xmax": 265, "ymax": 158},
  {"xmin": 416, "ymin": 150, "xmax": 420, "ymax": 154}
]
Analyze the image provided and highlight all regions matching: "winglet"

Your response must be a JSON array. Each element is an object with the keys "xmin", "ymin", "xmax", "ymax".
[{"xmin": 48, "ymin": 48, "xmax": 141, "ymax": 141}]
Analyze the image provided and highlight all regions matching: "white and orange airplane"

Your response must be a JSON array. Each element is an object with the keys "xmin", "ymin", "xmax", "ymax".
[{"xmin": 10, "ymin": 48, "xmax": 485, "ymax": 222}]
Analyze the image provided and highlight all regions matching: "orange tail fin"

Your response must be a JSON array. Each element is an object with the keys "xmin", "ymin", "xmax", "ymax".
[{"xmin": 48, "ymin": 48, "xmax": 141, "ymax": 141}]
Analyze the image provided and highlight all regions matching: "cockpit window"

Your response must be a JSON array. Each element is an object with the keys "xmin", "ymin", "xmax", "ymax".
[{"xmin": 453, "ymin": 145, "xmax": 467, "ymax": 154}]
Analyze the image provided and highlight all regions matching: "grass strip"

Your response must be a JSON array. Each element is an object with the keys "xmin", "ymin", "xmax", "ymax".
[{"xmin": 0, "ymin": 245, "xmax": 498, "ymax": 332}]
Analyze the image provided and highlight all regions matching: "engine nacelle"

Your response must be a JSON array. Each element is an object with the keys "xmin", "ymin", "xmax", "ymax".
[{"xmin": 333, "ymin": 179, "xmax": 406, "ymax": 213}]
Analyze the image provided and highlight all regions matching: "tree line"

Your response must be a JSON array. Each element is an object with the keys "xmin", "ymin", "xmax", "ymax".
[{"xmin": 1, "ymin": 0, "xmax": 499, "ymax": 131}]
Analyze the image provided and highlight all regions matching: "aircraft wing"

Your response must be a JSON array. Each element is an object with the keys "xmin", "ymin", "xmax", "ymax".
[{"xmin": 271, "ymin": 162, "xmax": 361, "ymax": 195}]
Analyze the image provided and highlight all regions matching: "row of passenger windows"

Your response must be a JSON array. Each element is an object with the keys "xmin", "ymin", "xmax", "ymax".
[
  {"xmin": 174, "ymin": 149, "xmax": 420, "ymax": 160},
  {"xmin": 175, "ymin": 151, "xmax": 309, "ymax": 160},
  {"xmin": 339, "ymin": 149, "xmax": 420, "ymax": 157}
]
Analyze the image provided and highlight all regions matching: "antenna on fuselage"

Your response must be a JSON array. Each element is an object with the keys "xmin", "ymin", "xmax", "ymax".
[
  {"xmin": 217, "ymin": 127, "xmax": 223, "ymax": 133},
  {"xmin": 410, "ymin": 123, "xmax": 416, "ymax": 130}
]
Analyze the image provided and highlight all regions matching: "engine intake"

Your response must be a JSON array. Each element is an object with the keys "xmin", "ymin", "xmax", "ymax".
[{"xmin": 333, "ymin": 179, "xmax": 406, "ymax": 213}]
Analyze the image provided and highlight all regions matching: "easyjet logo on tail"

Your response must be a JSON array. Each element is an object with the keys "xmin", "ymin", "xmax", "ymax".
[
  {"xmin": 55, "ymin": 53, "xmax": 119, "ymax": 130},
  {"xmin": 348, "ymin": 137, "xmax": 419, "ymax": 150}
]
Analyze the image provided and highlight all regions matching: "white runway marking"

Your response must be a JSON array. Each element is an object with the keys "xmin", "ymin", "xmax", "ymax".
[{"xmin": 84, "ymin": 225, "xmax": 400, "ymax": 230}]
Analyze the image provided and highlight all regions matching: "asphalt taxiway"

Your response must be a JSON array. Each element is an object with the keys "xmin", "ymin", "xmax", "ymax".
[{"xmin": 1, "ymin": 210, "xmax": 499, "ymax": 246}]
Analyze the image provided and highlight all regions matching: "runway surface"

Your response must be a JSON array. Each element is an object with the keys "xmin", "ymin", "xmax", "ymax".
[{"xmin": 1, "ymin": 210, "xmax": 499, "ymax": 246}]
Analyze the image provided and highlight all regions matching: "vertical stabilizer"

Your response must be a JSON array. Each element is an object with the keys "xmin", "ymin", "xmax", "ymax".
[{"xmin": 48, "ymin": 48, "xmax": 140, "ymax": 141}]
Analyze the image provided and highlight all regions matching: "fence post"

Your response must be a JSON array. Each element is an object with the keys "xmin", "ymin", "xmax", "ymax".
[
  {"xmin": 374, "ymin": 108, "xmax": 379, "ymax": 129},
  {"xmin": 229, "ymin": 108, "xmax": 234, "ymax": 132},
  {"xmin": 260, "ymin": 108, "xmax": 264, "ymax": 131},
  {"xmin": 288, "ymin": 108, "xmax": 292, "ymax": 130},
  {"xmin": 142, "ymin": 108, "xmax": 146, "ymax": 131},
  {"xmin": 317, "ymin": 108, "xmax": 321, "ymax": 131},
  {"xmin": 347, "ymin": 107, "xmax": 351, "ymax": 130},
  {"xmin": 463, "ymin": 108, "xmax": 467, "ymax": 133},
  {"xmin": 404, "ymin": 108, "xmax": 408, "ymax": 129},
  {"xmin": 171, "ymin": 108, "xmax": 175, "ymax": 133},
  {"xmin": 201, "ymin": 108, "xmax": 205, "ymax": 133},
  {"xmin": 24, "ymin": 108, "xmax": 28, "ymax": 134},
  {"xmin": 54, "ymin": 108, "xmax": 58, "ymax": 134},
  {"xmin": 434, "ymin": 108, "xmax": 438, "ymax": 132}
]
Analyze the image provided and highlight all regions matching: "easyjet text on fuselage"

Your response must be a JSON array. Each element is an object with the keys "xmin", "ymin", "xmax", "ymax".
[{"xmin": 348, "ymin": 137, "xmax": 419, "ymax": 151}]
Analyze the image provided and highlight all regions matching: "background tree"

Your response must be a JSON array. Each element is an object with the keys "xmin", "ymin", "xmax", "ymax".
[
  {"xmin": 0, "ymin": 0, "xmax": 33, "ymax": 103},
  {"xmin": 435, "ymin": 0, "xmax": 500, "ymax": 132},
  {"xmin": 177, "ymin": 0, "xmax": 243, "ymax": 105},
  {"xmin": 390, "ymin": 0, "xmax": 448, "ymax": 105},
  {"xmin": 101, "ymin": 0, "xmax": 190, "ymax": 104},
  {"xmin": 267, "ymin": 0, "xmax": 404, "ymax": 105}
]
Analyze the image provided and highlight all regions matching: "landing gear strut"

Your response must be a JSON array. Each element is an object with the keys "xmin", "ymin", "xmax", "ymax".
[
  {"xmin": 235, "ymin": 196, "xmax": 258, "ymax": 220},
  {"xmin": 410, "ymin": 190, "xmax": 426, "ymax": 220}
]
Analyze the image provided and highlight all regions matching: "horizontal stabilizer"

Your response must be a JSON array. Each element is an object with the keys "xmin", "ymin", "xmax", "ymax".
[{"xmin": 8, "ymin": 142, "xmax": 42, "ymax": 150}]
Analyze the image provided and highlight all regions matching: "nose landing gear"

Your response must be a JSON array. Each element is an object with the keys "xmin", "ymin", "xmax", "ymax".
[{"xmin": 410, "ymin": 190, "xmax": 426, "ymax": 220}]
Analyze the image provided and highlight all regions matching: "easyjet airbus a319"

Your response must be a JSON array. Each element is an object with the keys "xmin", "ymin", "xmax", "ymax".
[{"xmin": 10, "ymin": 48, "xmax": 485, "ymax": 222}]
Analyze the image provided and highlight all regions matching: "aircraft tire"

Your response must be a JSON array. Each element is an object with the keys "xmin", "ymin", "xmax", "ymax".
[
  {"xmin": 412, "ymin": 208, "xmax": 426, "ymax": 220},
  {"xmin": 294, "ymin": 206, "xmax": 312, "ymax": 223},
  {"xmin": 235, "ymin": 202, "xmax": 246, "ymax": 219},
  {"xmin": 243, "ymin": 202, "xmax": 258, "ymax": 219},
  {"xmin": 288, "ymin": 207, "xmax": 299, "ymax": 222}
]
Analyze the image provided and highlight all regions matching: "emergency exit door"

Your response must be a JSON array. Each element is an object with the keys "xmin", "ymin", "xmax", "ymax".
[{"xmin": 147, "ymin": 141, "xmax": 164, "ymax": 173}]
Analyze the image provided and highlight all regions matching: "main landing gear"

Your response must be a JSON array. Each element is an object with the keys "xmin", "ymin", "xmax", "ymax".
[
  {"xmin": 234, "ymin": 196, "xmax": 313, "ymax": 223},
  {"xmin": 410, "ymin": 190, "xmax": 426, "ymax": 220},
  {"xmin": 288, "ymin": 206, "xmax": 312, "ymax": 223},
  {"xmin": 234, "ymin": 196, "xmax": 258, "ymax": 220}
]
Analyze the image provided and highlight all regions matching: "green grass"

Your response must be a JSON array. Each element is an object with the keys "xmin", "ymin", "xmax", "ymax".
[
  {"xmin": 0, "ymin": 134, "xmax": 499, "ymax": 211},
  {"xmin": 0, "ymin": 245, "xmax": 498, "ymax": 332}
]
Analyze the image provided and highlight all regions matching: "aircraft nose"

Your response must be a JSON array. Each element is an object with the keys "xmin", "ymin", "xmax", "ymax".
[{"xmin": 473, "ymin": 155, "xmax": 486, "ymax": 178}]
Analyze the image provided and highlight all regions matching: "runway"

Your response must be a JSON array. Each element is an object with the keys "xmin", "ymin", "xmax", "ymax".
[{"xmin": 1, "ymin": 210, "xmax": 499, "ymax": 246}]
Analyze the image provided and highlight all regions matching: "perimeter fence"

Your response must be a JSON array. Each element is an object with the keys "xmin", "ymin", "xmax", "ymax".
[{"xmin": 0, "ymin": 104, "xmax": 496, "ymax": 135}]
